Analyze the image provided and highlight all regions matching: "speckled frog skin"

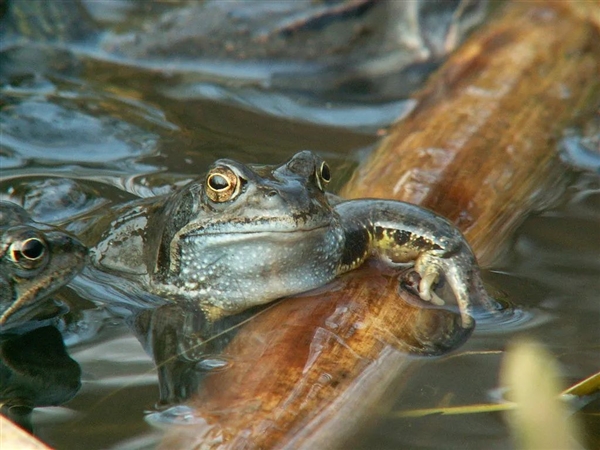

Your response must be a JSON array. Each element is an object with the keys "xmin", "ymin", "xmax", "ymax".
[
  {"xmin": 0, "ymin": 202, "xmax": 88, "ymax": 331},
  {"xmin": 88, "ymin": 151, "xmax": 495, "ymax": 327}
]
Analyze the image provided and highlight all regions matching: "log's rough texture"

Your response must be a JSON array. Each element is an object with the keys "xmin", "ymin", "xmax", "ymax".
[
  {"xmin": 342, "ymin": 0, "xmax": 600, "ymax": 265},
  {"xmin": 160, "ymin": 0, "xmax": 600, "ymax": 448},
  {"xmin": 160, "ymin": 265, "xmax": 471, "ymax": 450}
]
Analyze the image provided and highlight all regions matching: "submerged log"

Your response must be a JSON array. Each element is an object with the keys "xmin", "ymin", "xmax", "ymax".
[{"xmin": 160, "ymin": 0, "xmax": 600, "ymax": 448}]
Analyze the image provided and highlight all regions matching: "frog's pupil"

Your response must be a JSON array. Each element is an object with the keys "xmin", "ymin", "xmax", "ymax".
[
  {"xmin": 209, "ymin": 174, "xmax": 229, "ymax": 191},
  {"xmin": 21, "ymin": 238, "xmax": 45, "ymax": 260},
  {"xmin": 321, "ymin": 163, "xmax": 331, "ymax": 182}
]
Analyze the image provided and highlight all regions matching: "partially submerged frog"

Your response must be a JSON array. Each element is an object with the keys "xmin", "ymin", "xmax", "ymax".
[
  {"xmin": 86, "ymin": 151, "xmax": 497, "ymax": 328},
  {"xmin": 0, "ymin": 201, "xmax": 88, "ymax": 331}
]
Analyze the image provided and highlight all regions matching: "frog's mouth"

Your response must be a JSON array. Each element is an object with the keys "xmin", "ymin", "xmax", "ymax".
[
  {"xmin": 0, "ymin": 298, "xmax": 68, "ymax": 329},
  {"xmin": 182, "ymin": 217, "xmax": 333, "ymax": 237},
  {"xmin": 186, "ymin": 223, "xmax": 329, "ymax": 238}
]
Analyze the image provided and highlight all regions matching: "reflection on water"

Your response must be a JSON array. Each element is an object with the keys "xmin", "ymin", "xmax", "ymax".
[
  {"xmin": 0, "ymin": 74, "xmax": 178, "ymax": 182},
  {"xmin": 2, "ymin": 178, "xmax": 108, "ymax": 224},
  {"xmin": 1, "ymin": 0, "xmax": 489, "ymax": 131},
  {"xmin": 130, "ymin": 304, "xmax": 254, "ymax": 406},
  {"xmin": 1, "ymin": 1, "xmax": 599, "ymax": 449},
  {"xmin": 0, "ymin": 326, "xmax": 81, "ymax": 433},
  {"xmin": 1, "ymin": 99, "xmax": 156, "ymax": 163},
  {"xmin": 162, "ymin": 81, "xmax": 418, "ymax": 131}
]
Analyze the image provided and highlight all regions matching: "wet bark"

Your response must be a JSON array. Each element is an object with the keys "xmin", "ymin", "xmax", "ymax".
[
  {"xmin": 160, "ymin": 1, "xmax": 600, "ymax": 448},
  {"xmin": 0, "ymin": 415, "xmax": 51, "ymax": 450}
]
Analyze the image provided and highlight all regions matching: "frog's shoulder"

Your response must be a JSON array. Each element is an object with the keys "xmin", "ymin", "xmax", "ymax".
[
  {"xmin": 91, "ymin": 197, "xmax": 166, "ymax": 278},
  {"xmin": 325, "ymin": 192, "xmax": 345, "ymax": 206}
]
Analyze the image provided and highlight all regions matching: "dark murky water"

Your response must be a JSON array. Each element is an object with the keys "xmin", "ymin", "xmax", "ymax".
[{"xmin": 1, "ymin": 1, "xmax": 599, "ymax": 449}]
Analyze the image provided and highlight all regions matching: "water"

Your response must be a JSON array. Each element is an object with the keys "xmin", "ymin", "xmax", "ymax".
[{"xmin": 1, "ymin": 1, "xmax": 599, "ymax": 449}]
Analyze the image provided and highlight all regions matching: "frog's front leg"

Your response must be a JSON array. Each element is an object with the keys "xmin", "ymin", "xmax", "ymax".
[{"xmin": 335, "ymin": 200, "xmax": 497, "ymax": 328}]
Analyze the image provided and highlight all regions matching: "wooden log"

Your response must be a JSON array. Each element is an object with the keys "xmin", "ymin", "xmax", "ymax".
[
  {"xmin": 159, "ymin": 0, "xmax": 600, "ymax": 448},
  {"xmin": 0, "ymin": 415, "xmax": 52, "ymax": 450},
  {"xmin": 341, "ymin": 0, "xmax": 600, "ymax": 266},
  {"xmin": 158, "ymin": 264, "xmax": 471, "ymax": 449}
]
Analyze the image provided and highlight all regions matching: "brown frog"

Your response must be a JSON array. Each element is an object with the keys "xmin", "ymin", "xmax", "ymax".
[
  {"xmin": 82, "ymin": 151, "xmax": 498, "ymax": 328},
  {"xmin": 0, "ymin": 201, "xmax": 88, "ymax": 331}
]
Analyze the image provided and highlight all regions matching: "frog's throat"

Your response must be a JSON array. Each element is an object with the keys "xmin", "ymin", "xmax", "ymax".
[{"xmin": 166, "ymin": 225, "xmax": 331, "ymax": 277}]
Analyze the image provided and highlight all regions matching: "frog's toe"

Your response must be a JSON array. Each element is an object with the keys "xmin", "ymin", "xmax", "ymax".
[
  {"xmin": 428, "ymin": 290, "xmax": 446, "ymax": 306},
  {"xmin": 419, "ymin": 290, "xmax": 431, "ymax": 301},
  {"xmin": 418, "ymin": 271, "xmax": 444, "ymax": 305}
]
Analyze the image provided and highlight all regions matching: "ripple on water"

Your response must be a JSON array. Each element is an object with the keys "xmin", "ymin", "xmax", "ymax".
[
  {"xmin": 560, "ymin": 119, "xmax": 600, "ymax": 174},
  {"xmin": 161, "ymin": 82, "xmax": 415, "ymax": 132},
  {"xmin": 1, "ymin": 99, "xmax": 158, "ymax": 163},
  {"xmin": 145, "ymin": 405, "xmax": 206, "ymax": 428},
  {"xmin": 195, "ymin": 356, "xmax": 232, "ymax": 373},
  {"xmin": 472, "ymin": 304, "xmax": 551, "ymax": 334},
  {"xmin": 470, "ymin": 270, "xmax": 558, "ymax": 334},
  {"xmin": 0, "ymin": 177, "xmax": 107, "ymax": 224},
  {"xmin": 0, "ymin": 75, "xmax": 178, "ymax": 172}
]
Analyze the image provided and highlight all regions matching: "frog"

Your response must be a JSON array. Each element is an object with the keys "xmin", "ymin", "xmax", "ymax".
[
  {"xmin": 82, "ymin": 151, "xmax": 498, "ymax": 329},
  {"xmin": 0, "ymin": 201, "xmax": 88, "ymax": 331}
]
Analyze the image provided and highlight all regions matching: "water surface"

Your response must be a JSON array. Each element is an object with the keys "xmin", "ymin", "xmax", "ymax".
[{"xmin": 1, "ymin": 2, "xmax": 598, "ymax": 448}]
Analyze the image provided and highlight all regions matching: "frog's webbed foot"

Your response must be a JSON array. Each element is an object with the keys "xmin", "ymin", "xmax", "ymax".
[{"xmin": 413, "ymin": 251, "xmax": 476, "ymax": 329}]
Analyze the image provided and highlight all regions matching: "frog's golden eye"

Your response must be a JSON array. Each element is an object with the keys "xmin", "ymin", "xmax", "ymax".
[
  {"xmin": 10, "ymin": 237, "xmax": 48, "ymax": 269},
  {"xmin": 206, "ymin": 167, "xmax": 241, "ymax": 203},
  {"xmin": 316, "ymin": 161, "xmax": 331, "ymax": 190}
]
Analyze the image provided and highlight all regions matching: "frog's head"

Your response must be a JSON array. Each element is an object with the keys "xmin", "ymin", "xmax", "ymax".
[
  {"xmin": 201, "ymin": 149, "xmax": 332, "ymax": 228},
  {"xmin": 154, "ymin": 151, "xmax": 337, "ymax": 279},
  {"xmin": 0, "ymin": 202, "xmax": 88, "ymax": 329}
]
